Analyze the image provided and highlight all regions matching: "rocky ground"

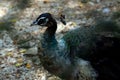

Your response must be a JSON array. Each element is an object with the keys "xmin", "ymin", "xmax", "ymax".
[{"xmin": 0, "ymin": 0, "xmax": 120, "ymax": 80}]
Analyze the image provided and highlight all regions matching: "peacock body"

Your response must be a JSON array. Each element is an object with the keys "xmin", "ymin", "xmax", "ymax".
[{"xmin": 31, "ymin": 13, "xmax": 120, "ymax": 80}]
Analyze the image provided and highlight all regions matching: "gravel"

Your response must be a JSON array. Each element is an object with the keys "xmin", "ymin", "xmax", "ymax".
[{"xmin": 0, "ymin": 0, "xmax": 119, "ymax": 80}]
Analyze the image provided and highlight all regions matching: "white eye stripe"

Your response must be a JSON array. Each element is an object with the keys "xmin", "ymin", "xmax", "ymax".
[
  {"xmin": 37, "ymin": 17, "xmax": 46, "ymax": 22},
  {"xmin": 37, "ymin": 17, "xmax": 48, "ymax": 22},
  {"xmin": 34, "ymin": 17, "xmax": 46, "ymax": 24},
  {"xmin": 40, "ymin": 17, "xmax": 46, "ymax": 19}
]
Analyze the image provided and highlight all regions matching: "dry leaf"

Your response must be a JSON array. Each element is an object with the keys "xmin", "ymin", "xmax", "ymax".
[
  {"xmin": 26, "ymin": 63, "xmax": 31, "ymax": 69},
  {"xmin": 43, "ymin": 0, "xmax": 49, "ymax": 4},
  {"xmin": 79, "ymin": 2, "xmax": 84, "ymax": 8},
  {"xmin": 6, "ymin": 52, "xmax": 14, "ymax": 57},
  {"xmin": 17, "ymin": 58, "xmax": 23, "ymax": 63},
  {"xmin": 15, "ymin": 63, "xmax": 23, "ymax": 67},
  {"xmin": 70, "ymin": 22, "xmax": 77, "ymax": 26},
  {"xmin": 19, "ymin": 49, "xmax": 27, "ymax": 54}
]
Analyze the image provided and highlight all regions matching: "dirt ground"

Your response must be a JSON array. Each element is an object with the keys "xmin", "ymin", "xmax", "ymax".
[{"xmin": 0, "ymin": 0, "xmax": 120, "ymax": 80}]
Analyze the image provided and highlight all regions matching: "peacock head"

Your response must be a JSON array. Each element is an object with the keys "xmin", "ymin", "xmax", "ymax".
[{"xmin": 31, "ymin": 13, "xmax": 66, "ymax": 27}]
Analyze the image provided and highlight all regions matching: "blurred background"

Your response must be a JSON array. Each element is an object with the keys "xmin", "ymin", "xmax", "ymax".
[{"xmin": 0, "ymin": 0, "xmax": 120, "ymax": 80}]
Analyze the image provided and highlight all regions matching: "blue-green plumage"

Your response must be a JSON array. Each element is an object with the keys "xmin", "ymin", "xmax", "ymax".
[{"xmin": 31, "ymin": 13, "xmax": 120, "ymax": 80}]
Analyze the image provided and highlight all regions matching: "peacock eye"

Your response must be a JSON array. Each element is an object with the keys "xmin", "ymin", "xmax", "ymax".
[
  {"xmin": 40, "ymin": 19, "xmax": 46, "ymax": 23},
  {"xmin": 37, "ymin": 17, "xmax": 49, "ymax": 26}
]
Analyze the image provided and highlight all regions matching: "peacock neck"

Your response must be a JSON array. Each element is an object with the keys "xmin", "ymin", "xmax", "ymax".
[{"xmin": 42, "ymin": 20, "xmax": 58, "ymax": 48}]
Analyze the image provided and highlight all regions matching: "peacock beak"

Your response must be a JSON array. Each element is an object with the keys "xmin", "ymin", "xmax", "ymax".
[
  {"xmin": 30, "ymin": 23, "xmax": 34, "ymax": 26},
  {"xmin": 30, "ymin": 20, "xmax": 38, "ymax": 26}
]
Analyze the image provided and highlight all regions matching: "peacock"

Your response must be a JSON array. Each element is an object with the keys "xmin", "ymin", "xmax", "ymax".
[{"xmin": 31, "ymin": 13, "xmax": 120, "ymax": 80}]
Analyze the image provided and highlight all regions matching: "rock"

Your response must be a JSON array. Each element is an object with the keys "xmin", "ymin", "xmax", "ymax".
[
  {"xmin": 25, "ymin": 47, "xmax": 38, "ymax": 55},
  {"xmin": 0, "ymin": 39, "xmax": 3, "ymax": 48},
  {"xmin": 102, "ymin": 8, "xmax": 111, "ymax": 14},
  {"xmin": 96, "ymin": 0, "xmax": 101, "ymax": 3},
  {"xmin": 48, "ymin": 76, "xmax": 61, "ymax": 80},
  {"xmin": 88, "ymin": 2, "xmax": 95, "ymax": 6}
]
